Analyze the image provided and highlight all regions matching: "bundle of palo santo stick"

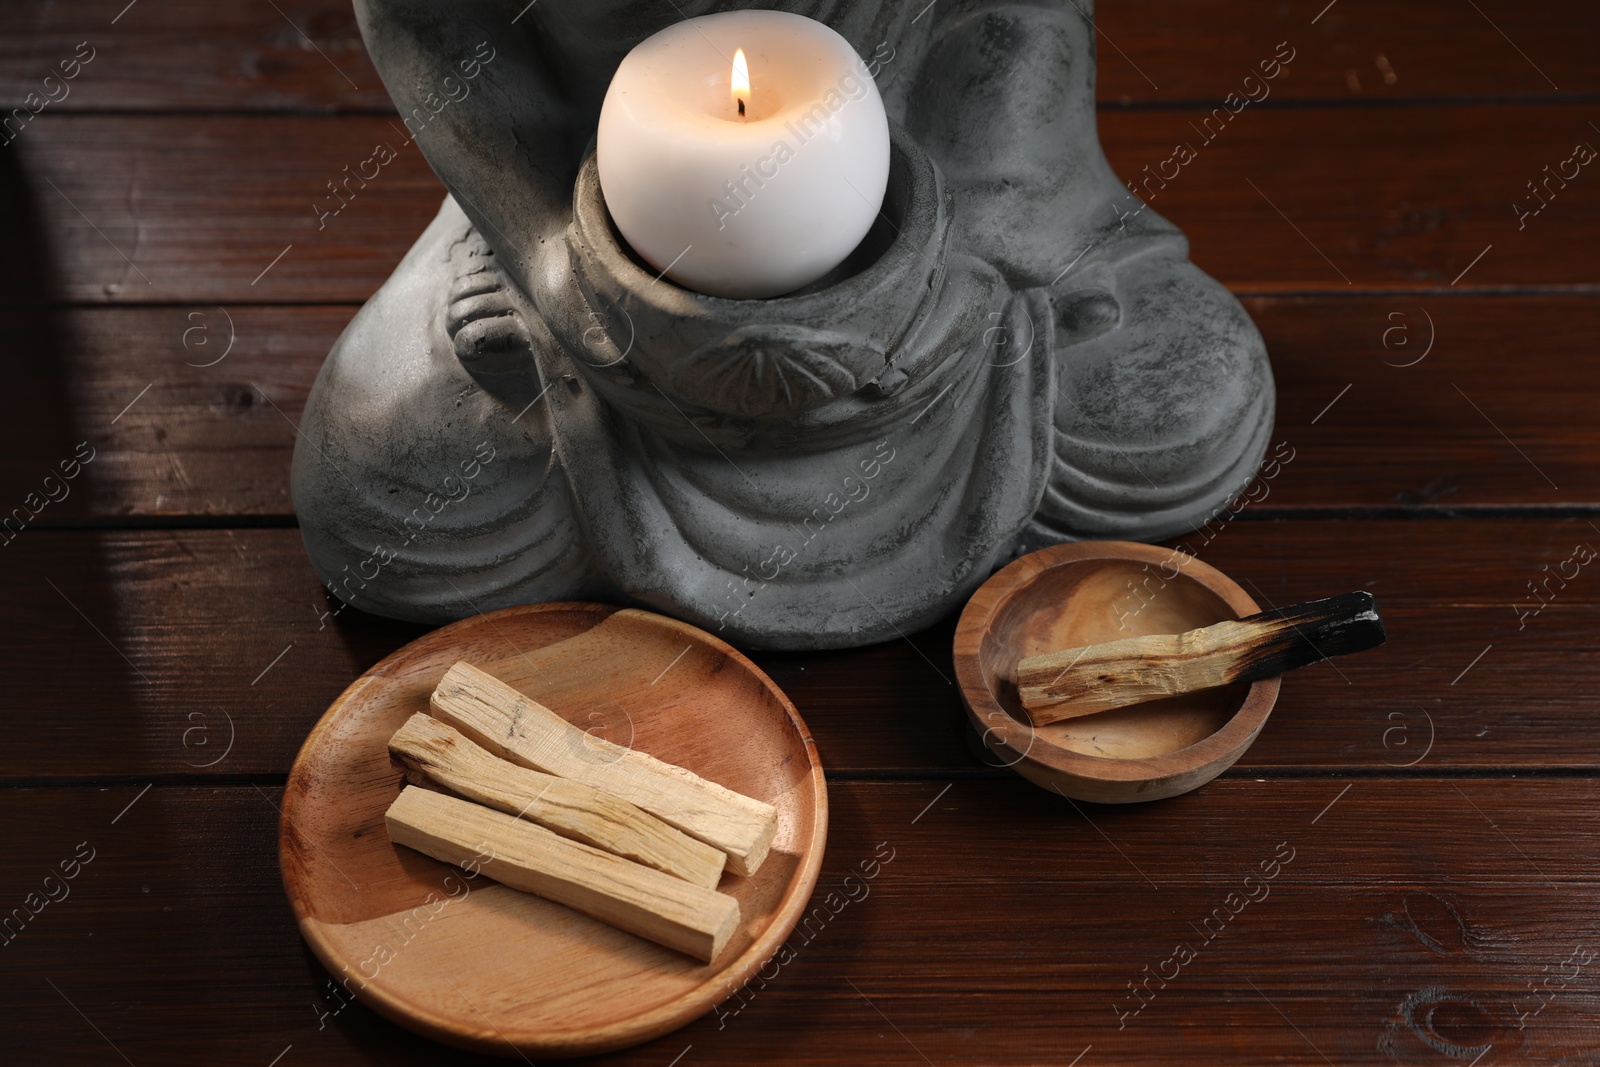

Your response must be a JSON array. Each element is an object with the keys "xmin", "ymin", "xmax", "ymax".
[{"xmin": 382, "ymin": 661, "xmax": 778, "ymax": 964}]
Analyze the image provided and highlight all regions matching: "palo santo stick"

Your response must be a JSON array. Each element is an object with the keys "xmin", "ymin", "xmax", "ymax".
[
  {"xmin": 388, "ymin": 713, "xmax": 727, "ymax": 889},
  {"xmin": 430, "ymin": 661, "xmax": 778, "ymax": 877},
  {"xmin": 384, "ymin": 786, "xmax": 740, "ymax": 963},
  {"xmin": 1017, "ymin": 591, "xmax": 1386, "ymax": 725}
]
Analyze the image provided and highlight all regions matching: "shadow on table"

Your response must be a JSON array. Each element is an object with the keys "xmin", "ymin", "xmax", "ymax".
[{"xmin": 0, "ymin": 134, "xmax": 148, "ymax": 772}]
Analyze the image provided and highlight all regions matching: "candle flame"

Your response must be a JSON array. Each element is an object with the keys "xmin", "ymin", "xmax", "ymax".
[{"xmin": 731, "ymin": 48, "xmax": 749, "ymax": 117}]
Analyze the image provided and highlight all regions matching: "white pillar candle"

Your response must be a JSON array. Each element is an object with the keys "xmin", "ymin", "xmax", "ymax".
[{"xmin": 597, "ymin": 11, "xmax": 890, "ymax": 300}]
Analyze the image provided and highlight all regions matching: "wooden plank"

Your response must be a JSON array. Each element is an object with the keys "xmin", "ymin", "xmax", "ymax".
[
  {"xmin": 1105, "ymin": 101, "xmax": 1600, "ymax": 293},
  {"xmin": 11, "ymin": 116, "xmax": 443, "ymax": 304},
  {"xmin": 3, "ymin": 778, "xmax": 1598, "ymax": 1062},
  {"xmin": 9, "ymin": 104, "xmax": 1598, "ymax": 303},
  {"xmin": 1246, "ymin": 293, "xmax": 1600, "ymax": 510},
  {"xmin": 2, "ymin": 520, "xmax": 1598, "ymax": 779},
  {"xmin": 2, "ymin": 1, "xmax": 1593, "ymax": 114},
  {"xmin": 0, "ymin": 0, "xmax": 388, "ymax": 113},
  {"xmin": 0, "ymin": 305, "xmax": 333, "ymax": 518},
  {"xmin": 0, "ymin": 529, "xmax": 427, "ymax": 780},
  {"xmin": 1094, "ymin": 0, "xmax": 1597, "ymax": 104},
  {"xmin": 12, "ymin": 295, "xmax": 1598, "ymax": 518}
]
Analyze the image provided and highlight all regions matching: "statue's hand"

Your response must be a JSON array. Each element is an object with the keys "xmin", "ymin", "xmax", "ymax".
[{"xmin": 355, "ymin": 0, "xmax": 588, "ymax": 303}]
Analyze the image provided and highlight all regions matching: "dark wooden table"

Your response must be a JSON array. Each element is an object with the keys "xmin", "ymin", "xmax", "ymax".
[{"xmin": 3, "ymin": 2, "xmax": 1597, "ymax": 1062}]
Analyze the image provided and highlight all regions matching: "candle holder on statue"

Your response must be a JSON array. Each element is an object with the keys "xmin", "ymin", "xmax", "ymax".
[{"xmin": 291, "ymin": 0, "xmax": 1276, "ymax": 650}]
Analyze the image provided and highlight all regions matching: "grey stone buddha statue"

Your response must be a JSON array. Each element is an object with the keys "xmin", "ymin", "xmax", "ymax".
[{"xmin": 292, "ymin": 0, "xmax": 1275, "ymax": 649}]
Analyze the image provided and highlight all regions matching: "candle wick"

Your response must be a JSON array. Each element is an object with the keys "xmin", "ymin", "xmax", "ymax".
[{"xmin": 737, "ymin": 97, "xmax": 746, "ymax": 118}]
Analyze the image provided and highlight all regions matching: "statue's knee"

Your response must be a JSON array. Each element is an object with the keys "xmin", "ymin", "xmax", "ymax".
[
  {"xmin": 292, "ymin": 202, "xmax": 588, "ymax": 623},
  {"xmin": 1037, "ymin": 251, "xmax": 1273, "ymax": 540},
  {"xmin": 1054, "ymin": 253, "xmax": 1269, "ymax": 449}
]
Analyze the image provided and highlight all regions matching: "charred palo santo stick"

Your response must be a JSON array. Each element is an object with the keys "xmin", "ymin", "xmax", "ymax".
[
  {"xmin": 385, "ymin": 786, "xmax": 741, "ymax": 963},
  {"xmin": 1016, "ymin": 592, "xmax": 1386, "ymax": 725},
  {"xmin": 430, "ymin": 662, "xmax": 778, "ymax": 877},
  {"xmin": 388, "ymin": 713, "xmax": 727, "ymax": 889}
]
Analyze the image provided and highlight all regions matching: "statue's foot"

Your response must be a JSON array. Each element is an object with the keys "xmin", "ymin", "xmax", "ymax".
[
  {"xmin": 291, "ymin": 197, "xmax": 594, "ymax": 624},
  {"xmin": 1028, "ymin": 244, "xmax": 1275, "ymax": 545}
]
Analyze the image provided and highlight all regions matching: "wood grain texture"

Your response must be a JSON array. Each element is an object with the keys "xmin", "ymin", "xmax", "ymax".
[
  {"xmin": 430, "ymin": 657, "xmax": 778, "ymax": 877},
  {"xmin": 2, "ymin": 1, "xmax": 1593, "ymax": 113},
  {"xmin": 0, "ymin": 519, "xmax": 1594, "ymax": 779},
  {"xmin": 1014, "ymin": 591, "xmax": 1383, "ymax": 721},
  {"xmin": 0, "ymin": 304, "xmax": 332, "ymax": 518},
  {"xmin": 1108, "ymin": 101, "xmax": 1600, "ymax": 293},
  {"xmin": 383, "ymin": 786, "xmax": 741, "ymax": 965},
  {"xmin": 9, "ymin": 105, "xmax": 1598, "ymax": 303},
  {"xmin": 12, "ymin": 296, "xmax": 1600, "ymax": 519},
  {"xmin": 388, "ymin": 713, "xmax": 728, "ymax": 890},
  {"xmin": 1241, "ymin": 293, "xmax": 1600, "ymax": 510},
  {"xmin": 0, "ymin": 0, "xmax": 387, "ymax": 113},
  {"xmin": 5, "ymin": 779, "xmax": 1599, "ymax": 1064},
  {"xmin": 9, "ymin": 116, "xmax": 443, "ymax": 304},
  {"xmin": 1094, "ymin": 0, "xmax": 1598, "ymax": 104}
]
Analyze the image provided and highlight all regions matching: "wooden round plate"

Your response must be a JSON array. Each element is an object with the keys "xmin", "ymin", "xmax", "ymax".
[{"xmin": 279, "ymin": 603, "xmax": 828, "ymax": 1058}]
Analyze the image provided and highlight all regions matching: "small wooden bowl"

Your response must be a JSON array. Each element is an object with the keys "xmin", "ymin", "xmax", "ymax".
[
  {"xmin": 280, "ymin": 603, "xmax": 827, "ymax": 1058},
  {"xmin": 954, "ymin": 542, "xmax": 1280, "ymax": 803}
]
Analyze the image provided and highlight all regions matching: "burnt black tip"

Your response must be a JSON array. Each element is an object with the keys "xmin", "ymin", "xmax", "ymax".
[{"xmin": 1235, "ymin": 590, "xmax": 1387, "ymax": 683}]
